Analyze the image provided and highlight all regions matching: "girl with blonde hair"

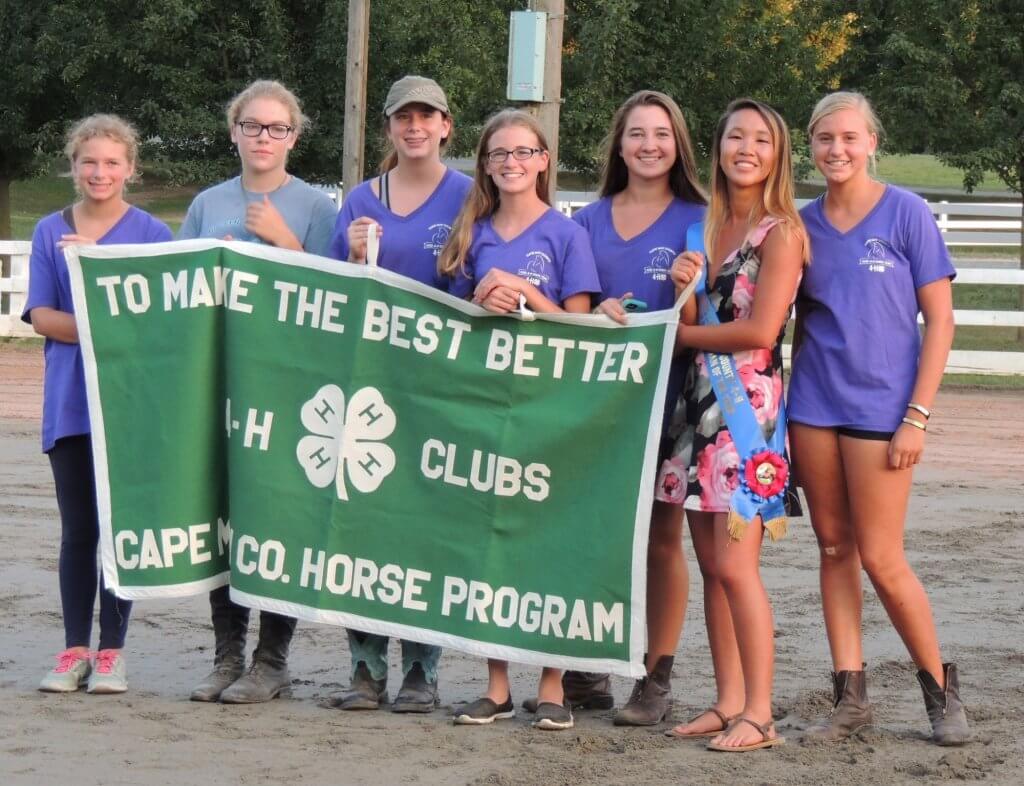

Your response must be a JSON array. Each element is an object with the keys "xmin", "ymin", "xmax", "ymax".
[
  {"xmin": 27, "ymin": 114, "xmax": 172, "ymax": 695},
  {"xmin": 440, "ymin": 109, "xmax": 600, "ymax": 730},
  {"xmin": 180, "ymin": 79, "xmax": 337, "ymax": 704},
  {"xmin": 788, "ymin": 91, "xmax": 968, "ymax": 745}
]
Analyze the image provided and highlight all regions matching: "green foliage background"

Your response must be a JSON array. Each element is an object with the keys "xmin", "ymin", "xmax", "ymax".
[{"xmin": 1, "ymin": 0, "xmax": 1021, "ymax": 239}]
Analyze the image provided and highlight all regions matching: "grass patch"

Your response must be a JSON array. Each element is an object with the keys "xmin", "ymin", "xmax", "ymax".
[
  {"xmin": 952, "ymin": 246, "xmax": 1021, "ymax": 259},
  {"xmin": 803, "ymin": 153, "xmax": 1014, "ymax": 193},
  {"xmin": 9, "ymin": 176, "xmax": 197, "ymax": 239},
  {"xmin": 942, "ymin": 372, "xmax": 1024, "ymax": 389},
  {"xmin": 953, "ymin": 284, "xmax": 1019, "ymax": 310},
  {"xmin": 0, "ymin": 336, "xmax": 43, "ymax": 350}
]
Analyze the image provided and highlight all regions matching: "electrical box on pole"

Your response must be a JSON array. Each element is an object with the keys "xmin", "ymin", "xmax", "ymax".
[{"xmin": 506, "ymin": 11, "xmax": 546, "ymax": 102}]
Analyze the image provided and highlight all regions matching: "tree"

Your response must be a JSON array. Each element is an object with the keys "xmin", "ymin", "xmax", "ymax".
[
  {"xmin": 0, "ymin": 0, "xmax": 303, "ymax": 238},
  {"xmin": 560, "ymin": 0, "xmax": 859, "ymax": 179},
  {"xmin": 0, "ymin": 2, "xmax": 80, "ymax": 238},
  {"xmin": 862, "ymin": 0, "xmax": 1023, "ymax": 332}
]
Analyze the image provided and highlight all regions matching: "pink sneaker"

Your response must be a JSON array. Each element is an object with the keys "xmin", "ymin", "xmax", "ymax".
[
  {"xmin": 86, "ymin": 649, "xmax": 128, "ymax": 694},
  {"xmin": 39, "ymin": 648, "xmax": 92, "ymax": 692}
]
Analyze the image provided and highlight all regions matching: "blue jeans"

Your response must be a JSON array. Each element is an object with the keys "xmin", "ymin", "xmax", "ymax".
[{"xmin": 347, "ymin": 630, "xmax": 440, "ymax": 684}]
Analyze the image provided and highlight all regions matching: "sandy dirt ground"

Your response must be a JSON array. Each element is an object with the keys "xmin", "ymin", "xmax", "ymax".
[{"xmin": 1, "ymin": 341, "xmax": 1022, "ymax": 785}]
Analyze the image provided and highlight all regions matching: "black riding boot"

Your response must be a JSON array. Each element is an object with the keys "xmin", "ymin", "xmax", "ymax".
[
  {"xmin": 220, "ymin": 611, "xmax": 296, "ymax": 703},
  {"xmin": 190, "ymin": 586, "xmax": 248, "ymax": 702}
]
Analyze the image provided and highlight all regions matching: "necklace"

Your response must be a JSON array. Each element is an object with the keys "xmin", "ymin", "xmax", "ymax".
[{"xmin": 240, "ymin": 172, "xmax": 291, "ymax": 202}]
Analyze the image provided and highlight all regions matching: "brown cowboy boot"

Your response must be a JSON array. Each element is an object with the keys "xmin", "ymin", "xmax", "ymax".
[
  {"xmin": 613, "ymin": 655, "xmax": 673, "ymax": 726},
  {"xmin": 917, "ymin": 663, "xmax": 970, "ymax": 746},
  {"xmin": 802, "ymin": 668, "xmax": 873, "ymax": 741}
]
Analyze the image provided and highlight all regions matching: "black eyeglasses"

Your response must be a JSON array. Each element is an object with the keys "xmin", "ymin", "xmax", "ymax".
[
  {"xmin": 486, "ymin": 146, "xmax": 544, "ymax": 164},
  {"xmin": 237, "ymin": 121, "xmax": 294, "ymax": 140}
]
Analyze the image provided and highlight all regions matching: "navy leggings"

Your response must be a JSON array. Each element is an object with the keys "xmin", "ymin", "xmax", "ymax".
[{"xmin": 49, "ymin": 435, "xmax": 132, "ymax": 650}]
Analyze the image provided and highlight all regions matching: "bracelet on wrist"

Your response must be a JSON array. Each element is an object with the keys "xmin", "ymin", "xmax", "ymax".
[
  {"xmin": 901, "ymin": 416, "xmax": 927, "ymax": 431},
  {"xmin": 907, "ymin": 402, "xmax": 931, "ymax": 419}
]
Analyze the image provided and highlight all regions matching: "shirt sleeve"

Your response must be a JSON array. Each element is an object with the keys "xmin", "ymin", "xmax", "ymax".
[
  {"xmin": 304, "ymin": 194, "xmax": 339, "ymax": 257},
  {"xmin": 558, "ymin": 224, "xmax": 602, "ymax": 302},
  {"xmin": 447, "ymin": 255, "xmax": 475, "ymax": 300},
  {"xmin": 328, "ymin": 193, "xmax": 359, "ymax": 261},
  {"xmin": 22, "ymin": 220, "xmax": 61, "ymax": 322},
  {"xmin": 177, "ymin": 196, "xmax": 202, "ymax": 240},
  {"xmin": 902, "ymin": 194, "xmax": 956, "ymax": 288},
  {"xmin": 571, "ymin": 202, "xmax": 591, "ymax": 231},
  {"xmin": 149, "ymin": 218, "xmax": 174, "ymax": 243}
]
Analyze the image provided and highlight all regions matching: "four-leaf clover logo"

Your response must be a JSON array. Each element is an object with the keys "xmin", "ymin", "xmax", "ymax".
[{"xmin": 296, "ymin": 384, "xmax": 397, "ymax": 500}]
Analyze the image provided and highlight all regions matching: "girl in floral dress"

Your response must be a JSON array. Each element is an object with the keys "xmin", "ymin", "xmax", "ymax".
[{"xmin": 656, "ymin": 98, "xmax": 807, "ymax": 751}]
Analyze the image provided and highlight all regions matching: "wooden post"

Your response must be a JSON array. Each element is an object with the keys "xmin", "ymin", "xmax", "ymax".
[
  {"xmin": 530, "ymin": 0, "xmax": 565, "ymax": 203},
  {"xmin": 343, "ymin": 0, "xmax": 371, "ymax": 194}
]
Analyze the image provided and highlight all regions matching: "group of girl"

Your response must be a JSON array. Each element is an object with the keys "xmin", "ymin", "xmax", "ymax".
[{"xmin": 26, "ymin": 74, "xmax": 969, "ymax": 750}]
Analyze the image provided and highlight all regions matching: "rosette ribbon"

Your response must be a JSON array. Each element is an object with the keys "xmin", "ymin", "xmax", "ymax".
[{"xmin": 686, "ymin": 222, "xmax": 790, "ymax": 541}]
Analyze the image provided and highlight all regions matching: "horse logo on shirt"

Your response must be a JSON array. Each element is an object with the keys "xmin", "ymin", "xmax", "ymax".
[
  {"xmin": 643, "ymin": 246, "xmax": 677, "ymax": 282},
  {"xmin": 423, "ymin": 223, "xmax": 453, "ymax": 257},
  {"xmin": 519, "ymin": 251, "xmax": 552, "ymax": 287},
  {"xmin": 859, "ymin": 238, "xmax": 895, "ymax": 274}
]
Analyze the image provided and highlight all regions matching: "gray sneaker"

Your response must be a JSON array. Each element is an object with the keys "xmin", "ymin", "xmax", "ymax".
[
  {"xmin": 453, "ymin": 695, "xmax": 515, "ymax": 725},
  {"xmin": 86, "ymin": 650, "xmax": 128, "ymax": 694},
  {"xmin": 39, "ymin": 649, "xmax": 92, "ymax": 692},
  {"xmin": 533, "ymin": 701, "xmax": 574, "ymax": 730}
]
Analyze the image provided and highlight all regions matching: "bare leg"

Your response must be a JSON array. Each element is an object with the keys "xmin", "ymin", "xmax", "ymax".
[
  {"xmin": 709, "ymin": 512, "xmax": 778, "ymax": 748},
  {"xmin": 667, "ymin": 510, "xmax": 745, "ymax": 735},
  {"xmin": 645, "ymin": 501, "xmax": 688, "ymax": 671},
  {"xmin": 790, "ymin": 423, "xmax": 864, "ymax": 671},
  {"xmin": 840, "ymin": 437, "xmax": 944, "ymax": 685},
  {"xmin": 537, "ymin": 667, "xmax": 564, "ymax": 704},
  {"xmin": 485, "ymin": 659, "xmax": 511, "ymax": 703}
]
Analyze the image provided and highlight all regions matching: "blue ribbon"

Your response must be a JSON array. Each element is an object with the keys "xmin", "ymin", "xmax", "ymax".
[{"xmin": 685, "ymin": 223, "xmax": 789, "ymax": 532}]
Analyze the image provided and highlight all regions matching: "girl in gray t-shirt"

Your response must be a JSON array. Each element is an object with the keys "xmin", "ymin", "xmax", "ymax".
[{"xmin": 181, "ymin": 80, "xmax": 335, "ymax": 707}]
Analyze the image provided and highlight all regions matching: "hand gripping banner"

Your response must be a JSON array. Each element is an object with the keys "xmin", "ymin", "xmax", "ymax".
[{"xmin": 66, "ymin": 240, "xmax": 679, "ymax": 677}]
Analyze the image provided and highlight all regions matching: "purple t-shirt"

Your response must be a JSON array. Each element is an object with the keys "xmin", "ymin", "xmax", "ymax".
[
  {"xmin": 788, "ymin": 186, "xmax": 956, "ymax": 432},
  {"xmin": 448, "ymin": 208, "xmax": 600, "ymax": 304},
  {"xmin": 573, "ymin": 196, "xmax": 705, "ymax": 310},
  {"xmin": 328, "ymin": 168, "xmax": 472, "ymax": 290},
  {"xmin": 22, "ymin": 207, "xmax": 173, "ymax": 452}
]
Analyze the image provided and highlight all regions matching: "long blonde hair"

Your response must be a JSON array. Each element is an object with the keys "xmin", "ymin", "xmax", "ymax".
[
  {"xmin": 438, "ymin": 109, "xmax": 550, "ymax": 277},
  {"xmin": 599, "ymin": 90, "xmax": 707, "ymax": 205},
  {"xmin": 704, "ymin": 98, "xmax": 808, "ymax": 264}
]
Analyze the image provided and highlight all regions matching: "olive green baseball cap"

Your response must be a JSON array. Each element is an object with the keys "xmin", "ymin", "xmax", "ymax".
[{"xmin": 384, "ymin": 75, "xmax": 450, "ymax": 116}]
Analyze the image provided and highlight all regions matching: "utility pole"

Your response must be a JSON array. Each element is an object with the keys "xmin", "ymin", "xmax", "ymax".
[
  {"xmin": 530, "ymin": 0, "xmax": 565, "ymax": 203},
  {"xmin": 342, "ymin": 0, "xmax": 371, "ymax": 194}
]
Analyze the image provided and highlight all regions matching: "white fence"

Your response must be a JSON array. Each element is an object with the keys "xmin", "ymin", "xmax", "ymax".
[
  {"xmin": 2, "ymin": 197, "xmax": 1022, "ymax": 374},
  {"xmin": 0, "ymin": 240, "xmax": 32, "ymax": 338}
]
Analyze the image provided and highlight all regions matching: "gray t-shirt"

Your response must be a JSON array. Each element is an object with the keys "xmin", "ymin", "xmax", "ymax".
[{"xmin": 178, "ymin": 175, "xmax": 337, "ymax": 257}]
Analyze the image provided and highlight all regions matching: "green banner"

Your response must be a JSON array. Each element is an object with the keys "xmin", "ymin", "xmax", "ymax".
[{"xmin": 66, "ymin": 240, "xmax": 677, "ymax": 677}]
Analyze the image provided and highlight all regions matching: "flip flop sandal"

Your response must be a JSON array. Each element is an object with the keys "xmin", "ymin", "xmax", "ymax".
[
  {"xmin": 706, "ymin": 716, "xmax": 785, "ymax": 752},
  {"xmin": 665, "ymin": 707, "xmax": 735, "ymax": 739}
]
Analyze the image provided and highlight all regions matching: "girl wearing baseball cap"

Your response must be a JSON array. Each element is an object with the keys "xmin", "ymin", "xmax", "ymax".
[{"xmin": 327, "ymin": 75, "xmax": 472, "ymax": 714}]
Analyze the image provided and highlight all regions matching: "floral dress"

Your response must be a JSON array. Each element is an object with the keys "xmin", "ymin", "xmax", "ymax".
[{"xmin": 655, "ymin": 218, "xmax": 801, "ymax": 539}]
